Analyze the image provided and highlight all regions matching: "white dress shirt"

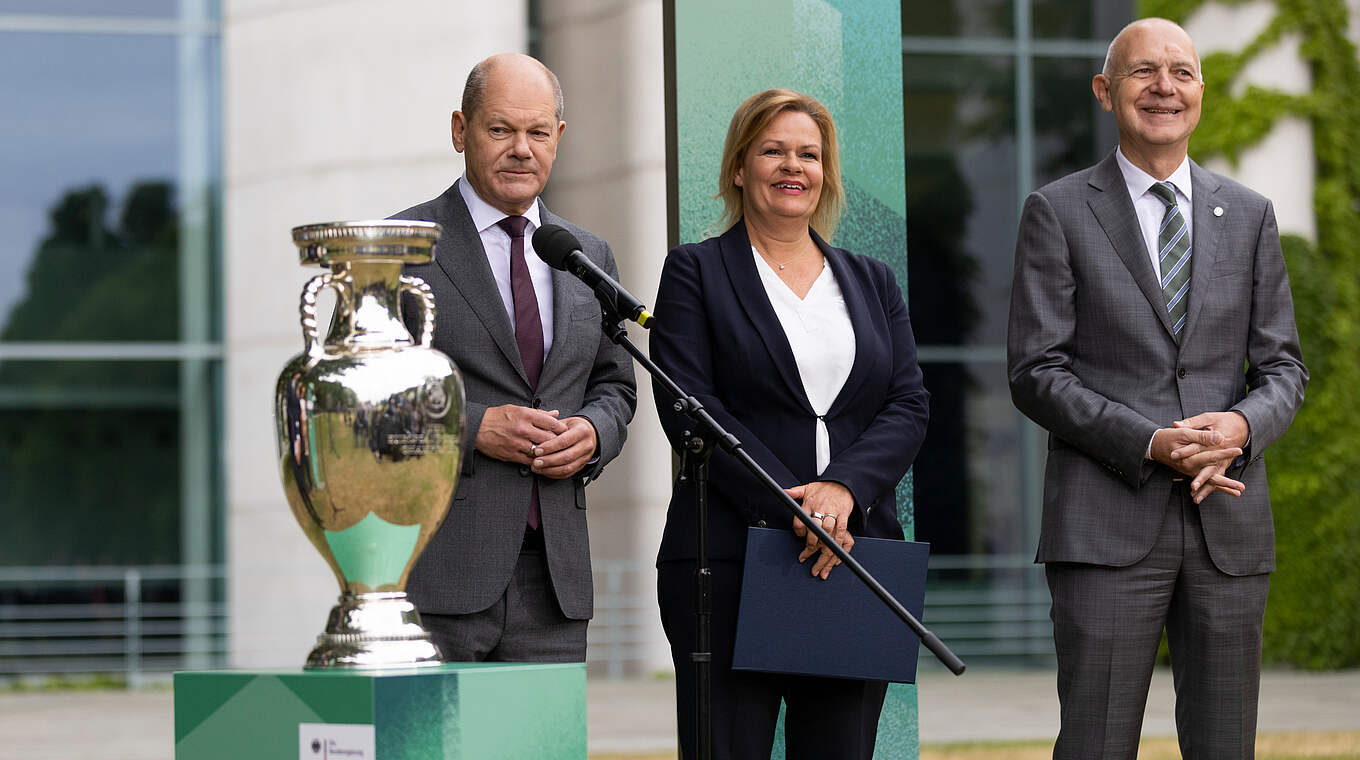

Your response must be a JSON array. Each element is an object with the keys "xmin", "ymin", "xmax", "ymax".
[
  {"xmin": 752, "ymin": 248, "xmax": 856, "ymax": 475},
  {"xmin": 458, "ymin": 176, "xmax": 555, "ymax": 354},
  {"xmin": 1115, "ymin": 150, "xmax": 1195, "ymax": 460},
  {"xmin": 1115, "ymin": 147, "xmax": 1194, "ymax": 275}
]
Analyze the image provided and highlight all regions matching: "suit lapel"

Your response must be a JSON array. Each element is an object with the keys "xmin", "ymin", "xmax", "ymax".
[
  {"xmin": 719, "ymin": 221, "xmax": 813, "ymax": 412},
  {"xmin": 433, "ymin": 180, "xmax": 528, "ymax": 386},
  {"xmin": 1181, "ymin": 161, "xmax": 1223, "ymax": 345},
  {"xmin": 538, "ymin": 204, "xmax": 577, "ymax": 385},
  {"xmin": 1087, "ymin": 153, "xmax": 1177, "ymax": 340},
  {"xmin": 817, "ymin": 235, "xmax": 874, "ymax": 415}
]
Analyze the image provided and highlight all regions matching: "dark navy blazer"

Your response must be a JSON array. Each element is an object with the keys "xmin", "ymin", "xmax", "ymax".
[{"xmin": 651, "ymin": 220, "xmax": 930, "ymax": 563}]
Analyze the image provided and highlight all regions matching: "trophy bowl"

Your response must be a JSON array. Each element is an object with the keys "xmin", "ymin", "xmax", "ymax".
[{"xmin": 274, "ymin": 220, "xmax": 463, "ymax": 668}]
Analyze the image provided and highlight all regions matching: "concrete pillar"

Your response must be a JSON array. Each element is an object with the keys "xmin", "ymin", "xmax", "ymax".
[
  {"xmin": 223, "ymin": 0, "xmax": 526, "ymax": 668},
  {"xmin": 538, "ymin": 0, "xmax": 673, "ymax": 676}
]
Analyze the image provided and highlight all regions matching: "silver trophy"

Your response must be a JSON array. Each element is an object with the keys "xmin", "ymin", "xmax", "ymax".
[{"xmin": 274, "ymin": 220, "xmax": 463, "ymax": 668}]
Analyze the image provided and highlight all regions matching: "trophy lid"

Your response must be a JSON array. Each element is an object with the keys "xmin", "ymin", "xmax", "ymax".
[{"xmin": 292, "ymin": 220, "xmax": 442, "ymax": 266}]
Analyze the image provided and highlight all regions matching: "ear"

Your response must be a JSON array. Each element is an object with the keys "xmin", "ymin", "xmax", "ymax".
[
  {"xmin": 555, "ymin": 120, "xmax": 566, "ymax": 141},
  {"xmin": 1091, "ymin": 75, "xmax": 1114, "ymax": 113},
  {"xmin": 734, "ymin": 167, "xmax": 744, "ymax": 188},
  {"xmin": 450, "ymin": 110, "xmax": 468, "ymax": 153}
]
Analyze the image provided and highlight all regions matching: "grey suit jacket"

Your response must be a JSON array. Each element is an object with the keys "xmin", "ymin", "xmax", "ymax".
[
  {"xmin": 1007, "ymin": 152, "xmax": 1307, "ymax": 576},
  {"xmin": 393, "ymin": 180, "xmax": 637, "ymax": 619}
]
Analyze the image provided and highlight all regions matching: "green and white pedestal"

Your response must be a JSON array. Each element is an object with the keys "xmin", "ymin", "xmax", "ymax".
[{"xmin": 174, "ymin": 663, "xmax": 585, "ymax": 760}]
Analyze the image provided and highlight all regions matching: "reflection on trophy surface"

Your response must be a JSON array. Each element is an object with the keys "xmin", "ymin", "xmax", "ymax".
[{"xmin": 273, "ymin": 220, "xmax": 464, "ymax": 669}]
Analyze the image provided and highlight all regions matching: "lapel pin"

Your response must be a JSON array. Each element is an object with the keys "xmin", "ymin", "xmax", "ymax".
[{"xmin": 1213, "ymin": 206, "xmax": 1224, "ymax": 217}]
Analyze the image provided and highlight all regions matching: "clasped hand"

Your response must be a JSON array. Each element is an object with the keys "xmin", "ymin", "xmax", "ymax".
[
  {"xmin": 1150, "ymin": 411, "xmax": 1251, "ymax": 503},
  {"xmin": 784, "ymin": 481, "xmax": 854, "ymax": 580},
  {"xmin": 475, "ymin": 404, "xmax": 598, "ymax": 479}
]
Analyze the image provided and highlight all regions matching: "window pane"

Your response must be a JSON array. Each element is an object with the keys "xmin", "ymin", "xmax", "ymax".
[
  {"xmin": 1032, "ymin": 56, "xmax": 1119, "ymax": 189},
  {"xmin": 0, "ymin": 1, "xmax": 188, "ymax": 18},
  {"xmin": 904, "ymin": 54, "xmax": 1017, "ymax": 350},
  {"xmin": 902, "ymin": 0, "xmax": 1013, "ymax": 38},
  {"xmin": 0, "ymin": 32, "xmax": 182, "ymax": 341},
  {"xmin": 1032, "ymin": 0, "xmax": 1133, "ymax": 41},
  {"xmin": 904, "ymin": 53, "xmax": 1017, "ymax": 555},
  {"xmin": 0, "ymin": 361, "xmax": 182, "ymax": 567}
]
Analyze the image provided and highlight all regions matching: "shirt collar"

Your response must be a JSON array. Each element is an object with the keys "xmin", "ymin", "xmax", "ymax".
[
  {"xmin": 457, "ymin": 173, "xmax": 543, "ymax": 233},
  {"xmin": 1115, "ymin": 147, "xmax": 1193, "ymax": 205}
]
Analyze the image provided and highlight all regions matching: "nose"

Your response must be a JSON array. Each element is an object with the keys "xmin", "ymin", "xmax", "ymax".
[
  {"xmin": 780, "ymin": 152, "xmax": 801, "ymax": 172},
  {"xmin": 1151, "ymin": 67, "xmax": 1175, "ymax": 93},
  {"xmin": 510, "ymin": 130, "xmax": 532, "ymax": 158}
]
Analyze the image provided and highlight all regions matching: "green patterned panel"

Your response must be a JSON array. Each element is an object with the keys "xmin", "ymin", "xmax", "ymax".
[
  {"xmin": 174, "ymin": 672, "xmax": 254, "ymax": 743},
  {"xmin": 174, "ymin": 664, "xmax": 584, "ymax": 760},
  {"xmin": 374, "ymin": 670, "xmax": 460, "ymax": 759},
  {"xmin": 455, "ymin": 663, "xmax": 586, "ymax": 759},
  {"xmin": 175, "ymin": 674, "xmax": 332, "ymax": 760}
]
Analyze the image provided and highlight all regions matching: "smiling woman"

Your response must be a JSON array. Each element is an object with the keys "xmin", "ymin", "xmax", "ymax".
[{"xmin": 650, "ymin": 88, "xmax": 930, "ymax": 760}]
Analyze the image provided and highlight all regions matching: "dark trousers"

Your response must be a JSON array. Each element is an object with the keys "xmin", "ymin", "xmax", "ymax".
[
  {"xmin": 658, "ymin": 560, "xmax": 888, "ymax": 760},
  {"xmin": 422, "ymin": 546, "xmax": 587, "ymax": 663},
  {"xmin": 1046, "ymin": 484, "xmax": 1270, "ymax": 760}
]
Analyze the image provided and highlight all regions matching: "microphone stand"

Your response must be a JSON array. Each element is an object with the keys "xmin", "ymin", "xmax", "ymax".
[{"xmin": 595, "ymin": 307, "xmax": 965, "ymax": 760}]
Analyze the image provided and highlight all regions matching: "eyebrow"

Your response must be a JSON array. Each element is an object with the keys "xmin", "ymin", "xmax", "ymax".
[
  {"xmin": 758, "ymin": 139, "xmax": 820, "ymax": 150},
  {"xmin": 1125, "ymin": 57, "xmax": 1197, "ymax": 71}
]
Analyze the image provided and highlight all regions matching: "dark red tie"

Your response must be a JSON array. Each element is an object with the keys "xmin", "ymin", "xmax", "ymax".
[{"xmin": 498, "ymin": 215, "xmax": 542, "ymax": 530}]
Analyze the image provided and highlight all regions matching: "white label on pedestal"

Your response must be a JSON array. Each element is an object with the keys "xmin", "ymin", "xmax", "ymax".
[{"xmin": 299, "ymin": 723, "xmax": 376, "ymax": 760}]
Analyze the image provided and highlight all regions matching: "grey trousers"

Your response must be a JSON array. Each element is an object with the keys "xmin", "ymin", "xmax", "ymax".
[
  {"xmin": 1046, "ymin": 484, "xmax": 1270, "ymax": 760},
  {"xmin": 421, "ymin": 549, "xmax": 587, "ymax": 663}
]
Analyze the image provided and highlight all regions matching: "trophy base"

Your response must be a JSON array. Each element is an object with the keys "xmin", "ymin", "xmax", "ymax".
[{"xmin": 305, "ymin": 591, "xmax": 444, "ymax": 669}]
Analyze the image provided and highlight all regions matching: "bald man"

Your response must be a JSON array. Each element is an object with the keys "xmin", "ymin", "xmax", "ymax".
[
  {"xmin": 393, "ymin": 54, "xmax": 636, "ymax": 662},
  {"xmin": 1007, "ymin": 19, "xmax": 1306, "ymax": 759}
]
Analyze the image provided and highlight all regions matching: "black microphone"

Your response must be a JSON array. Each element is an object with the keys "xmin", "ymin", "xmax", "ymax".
[{"xmin": 532, "ymin": 223, "xmax": 654, "ymax": 329}]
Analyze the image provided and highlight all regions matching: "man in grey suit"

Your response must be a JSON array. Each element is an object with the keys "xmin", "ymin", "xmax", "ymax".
[
  {"xmin": 393, "ymin": 53, "xmax": 636, "ymax": 662},
  {"xmin": 1007, "ymin": 18, "xmax": 1307, "ymax": 759}
]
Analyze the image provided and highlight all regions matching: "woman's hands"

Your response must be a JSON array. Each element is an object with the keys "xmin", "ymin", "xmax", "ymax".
[{"xmin": 785, "ymin": 481, "xmax": 855, "ymax": 579}]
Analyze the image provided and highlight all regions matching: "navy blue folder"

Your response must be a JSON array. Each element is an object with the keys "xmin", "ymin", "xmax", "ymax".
[{"xmin": 731, "ymin": 527, "xmax": 930, "ymax": 683}]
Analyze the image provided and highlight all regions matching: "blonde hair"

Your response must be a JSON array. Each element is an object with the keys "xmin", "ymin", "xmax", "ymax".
[{"xmin": 715, "ymin": 89, "xmax": 845, "ymax": 240}]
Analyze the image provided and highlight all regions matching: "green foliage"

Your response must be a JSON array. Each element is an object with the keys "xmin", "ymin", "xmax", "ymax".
[
  {"xmin": 0, "ymin": 182, "xmax": 184, "ymax": 566},
  {"xmin": 1137, "ymin": 0, "xmax": 1360, "ymax": 667}
]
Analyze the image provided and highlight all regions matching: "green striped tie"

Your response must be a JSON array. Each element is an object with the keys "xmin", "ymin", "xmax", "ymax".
[{"xmin": 1149, "ymin": 181, "xmax": 1191, "ymax": 340}]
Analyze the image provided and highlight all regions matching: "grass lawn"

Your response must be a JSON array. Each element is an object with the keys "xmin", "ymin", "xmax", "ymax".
[
  {"xmin": 587, "ymin": 731, "xmax": 1360, "ymax": 760},
  {"xmin": 920, "ymin": 731, "xmax": 1360, "ymax": 760}
]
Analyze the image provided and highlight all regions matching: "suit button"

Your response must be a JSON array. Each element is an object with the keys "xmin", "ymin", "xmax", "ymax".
[
  {"xmin": 518, "ymin": 465, "xmax": 531, "ymax": 477},
  {"xmin": 756, "ymin": 520, "xmax": 767, "ymax": 528},
  {"xmin": 1177, "ymin": 368, "xmax": 1187, "ymax": 379},
  {"xmin": 532, "ymin": 397, "xmax": 543, "ymax": 409}
]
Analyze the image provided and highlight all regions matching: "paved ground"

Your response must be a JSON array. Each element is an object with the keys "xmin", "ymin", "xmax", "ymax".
[{"xmin": 2, "ymin": 667, "xmax": 1357, "ymax": 758}]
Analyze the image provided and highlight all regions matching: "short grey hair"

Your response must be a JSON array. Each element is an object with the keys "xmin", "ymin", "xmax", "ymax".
[{"xmin": 460, "ymin": 56, "xmax": 565, "ymax": 122}]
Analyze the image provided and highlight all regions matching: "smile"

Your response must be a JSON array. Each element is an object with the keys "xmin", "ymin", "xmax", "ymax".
[
  {"xmin": 773, "ymin": 183, "xmax": 805, "ymax": 190},
  {"xmin": 1143, "ymin": 107, "xmax": 1181, "ymax": 114}
]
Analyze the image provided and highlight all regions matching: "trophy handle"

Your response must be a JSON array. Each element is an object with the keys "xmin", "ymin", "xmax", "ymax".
[
  {"xmin": 400, "ymin": 274, "xmax": 437, "ymax": 348},
  {"xmin": 300, "ymin": 272, "xmax": 337, "ymax": 359}
]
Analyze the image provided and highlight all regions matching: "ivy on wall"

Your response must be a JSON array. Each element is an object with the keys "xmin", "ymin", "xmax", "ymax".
[{"xmin": 1139, "ymin": 0, "xmax": 1360, "ymax": 668}]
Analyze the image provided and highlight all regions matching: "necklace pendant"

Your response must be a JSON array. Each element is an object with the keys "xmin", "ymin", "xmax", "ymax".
[{"xmin": 778, "ymin": 264, "xmax": 785, "ymax": 270}]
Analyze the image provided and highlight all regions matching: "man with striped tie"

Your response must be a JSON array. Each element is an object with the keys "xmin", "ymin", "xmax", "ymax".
[{"xmin": 1006, "ymin": 17, "xmax": 1307, "ymax": 760}]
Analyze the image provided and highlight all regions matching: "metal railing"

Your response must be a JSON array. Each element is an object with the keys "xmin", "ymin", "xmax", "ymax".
[
  {"xmin": 920, "ymin": 554, "xmax": 1056, "ymax": 666},
  {"xmin": 587, "ymin": 560, "xmax": 663, "ymax": 678},
  {"xmin": 0, "ymin": 565, "xmax": 228, "ymax": 687},
  {"xmin": 0, "ymin": 554, "xmax": 1054, "ymax": 686}
]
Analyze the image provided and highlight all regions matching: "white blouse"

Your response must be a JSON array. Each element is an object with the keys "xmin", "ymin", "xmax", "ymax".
[{"xmin": 751, "ymin": 247, "xmax": 857, "ymax": 475}]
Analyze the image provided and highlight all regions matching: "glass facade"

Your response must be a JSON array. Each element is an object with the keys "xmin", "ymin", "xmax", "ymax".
[
  {"xmin": 0, "ymin": 0, "xmax": 221, "ymax": 617},
  {"xmin": 903, "ymin": 0, "xmax": 1130, "ymax": 661}
]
